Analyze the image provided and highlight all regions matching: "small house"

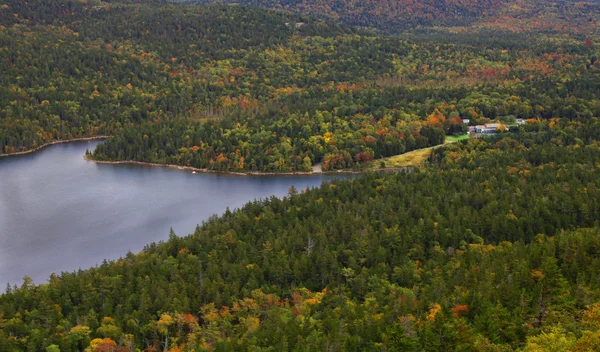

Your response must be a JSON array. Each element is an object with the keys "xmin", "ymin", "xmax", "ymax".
[{"xmin": 469, "ymin": 123, "xmax": 507, "ymax": 136}]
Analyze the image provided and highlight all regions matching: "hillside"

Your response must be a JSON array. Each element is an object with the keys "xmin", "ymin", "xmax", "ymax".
[
  {"xmin": 2, "ymin": 0, "xmax": 600, "ymax": 350},
  {"xmin": 190, "ymin": 0, "xmax": 600, "ymax": 33},
  {"xmin": 2, "ymin": 0, "xmax": 599, "ymax": 172},
  {"xmin": 3, "ymin": 120, "xmax": 600, "ymax": 350}
]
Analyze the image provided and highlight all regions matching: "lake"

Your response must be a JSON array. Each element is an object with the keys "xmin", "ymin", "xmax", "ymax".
[{"xmin": 0, "ymin": 141, "xmax": 348, "ymax": 287}]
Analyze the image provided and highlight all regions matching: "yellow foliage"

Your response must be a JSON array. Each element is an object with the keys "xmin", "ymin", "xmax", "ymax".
[
  {"xmin": 372, "ymin": 313, "xmax": 384, "ymax": 321},
  {"xmin": 575, "ymin": 330, "xmax": 600, "ymax": 351},
  {"xmin": 88, "ymin": 338, "xmax": 105, "ymax": 351},
  {"xmin": 523, "ymin": 326, "xmax": 576, "ymax": 352},
  {"xmin": 582, "ymin": 303, "xmax": 600, "ymax": 329},
  {"xmin": 224, "ymin": 231, "xmax": 236, "ymax": 245},
  {"xmin": 201, "ymin": 303, "xmax": 220, "ymax": 322},
  {"xmin": 426, "ymin": 303, "xmax": 441, "ymax": 321},
  {"xmin": 157, "ymin": 313, "xmax": 175, "ymax": 334},
  {"xmin": 304, "ymin": 297, "xmax": 321, "ymax": 306},
  {"xmin": 531, "ymin": 269, "xmax": 545, "ymax": 280},
  {"xmin": 87, "ymin": 338, "xmax": 116, "ymax": 352},
  {"xmin": 101, "ymin": 317, "xmax": 115, "ymax": 326},
  {"xmin": 69, "ymin": 325, "xmax": 91, "ymax": 338},
  {"xmin": 244, "ymin": 316, "xmax": 260, "ymax": 333}
]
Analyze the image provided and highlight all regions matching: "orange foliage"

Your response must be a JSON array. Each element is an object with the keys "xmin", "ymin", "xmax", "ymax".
[
  {"xmin": 427, "ymin": 109, "xmax": 446, "ymax": 127},
  {"xmin": 451, "ymin": 304, "xmax": 469, "ymax": 317},
  {"xmin": 93, "ymin": 338, "xmax": 117, "ymax": 352},
  {"xmin": 531, "ymin": 269, "xmax": 545, "ymax": 280},
  {"xmin": 334, "ymin": 83, "xmax": 361, "ymax": 92}
]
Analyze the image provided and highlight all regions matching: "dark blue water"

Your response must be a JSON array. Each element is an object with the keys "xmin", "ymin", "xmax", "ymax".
[{"xmin": 0, "ymin": 141, "xmax": 347, "ymax": 287}]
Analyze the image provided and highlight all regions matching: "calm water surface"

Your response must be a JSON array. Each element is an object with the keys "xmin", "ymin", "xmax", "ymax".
[{"xmin": 0, "ymin": 141, "xmax": 347, "ymax": 287}]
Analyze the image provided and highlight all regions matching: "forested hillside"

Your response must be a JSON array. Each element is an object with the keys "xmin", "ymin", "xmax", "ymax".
[
  {"xmin": 2, "ymin": 0, "xmax": 600, "ymax": 171},
  {"xmin": 191, "ymin": 0, "xmax": 600, "ymax": 33},
  {"xmin": 3, "ymin": 120, "xmax": 600, "ymax": 350},
  {"xmin": 3, "ymin": 0, "xmax": 600, "ymax": 351}
]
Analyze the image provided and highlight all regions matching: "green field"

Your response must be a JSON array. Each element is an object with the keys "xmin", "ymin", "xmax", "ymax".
[{"xmin": 445, "ymin": 134, "xmax": 470, "ymax": 143}]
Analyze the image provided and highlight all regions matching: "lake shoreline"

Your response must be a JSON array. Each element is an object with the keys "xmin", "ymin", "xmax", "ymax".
[
  {"xmin": 86, "ymin": 157, "xmax": 366, "ymax": 177},
  {"xmin": 0, "ymin": 136, "xmax": 410, "ymax": 176},
  {"xmin": 0, "ymin": 136, "xmax": 111, "ymax": 158},
  {"xmin": 87, "ymin": 138, "xmax": 454, "ymax": 176},
  {"xmin": 1, "ymin": 140, "xmax": 344, "ymax": 286}
]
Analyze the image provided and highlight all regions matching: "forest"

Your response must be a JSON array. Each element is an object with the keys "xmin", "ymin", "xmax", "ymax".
[
  {"xmin": 3, "ymin": 119, "xmax": 600, "ymax": 351},
  {"xmin": 2, "ymin": 0, "xmax": 600, "ymax": 171},
  {"xmin": 190, "ymin": 0, "xmax": 600, "ymax": 34},
  {"xmin": 3, "ymin": 0, "xmax": 600, "ymax": 350}
]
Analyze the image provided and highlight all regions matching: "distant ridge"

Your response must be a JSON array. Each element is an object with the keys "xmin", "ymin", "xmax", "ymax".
[{"xmin": 185, "ymin": 0, "xmax": 600, "ymax": 33}]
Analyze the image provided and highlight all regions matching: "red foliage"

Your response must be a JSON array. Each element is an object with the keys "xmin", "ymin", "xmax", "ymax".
[
  {"xmin": 354, "ymin": 151, "xmax": 373, "ymax": 163},
  {"xmin": 181, "ymin": 313, "xmax": 199, "ymax": 329},
  {"xmin": 364, "ymin": 135, "xmax": 377, "ymax": 144},
  {"xmin": 94, "ymin": 338, "xmax": 131, "ymax": 352},
  {"xmin": 450, "ymin": 117, "xmax": 463, "ymax": 125}
]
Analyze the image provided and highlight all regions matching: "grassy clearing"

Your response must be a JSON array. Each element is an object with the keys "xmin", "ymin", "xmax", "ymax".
[
  {"xmin": 370, "ymin": 134, "xmax": 469, "ymax": 169},
  {"xmin": 445, "ymin": 134, "xmax": 470, "ymax": 143},
  {"xmin": 374, "ymin": 147, "xmax": 434, "ymax": 169}
]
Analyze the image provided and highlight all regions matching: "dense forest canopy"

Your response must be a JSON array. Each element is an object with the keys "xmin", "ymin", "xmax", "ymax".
[
  {"xmin": 188, "ymin": 0, "xmax": 600, "ymax": 33},
  {"xmin": 1, "ymin": 0, "xmax": 599, "ymax": 171},
  {"xmin": 2, "ymin": 0, "xmax": 600, "ymax": 351}
]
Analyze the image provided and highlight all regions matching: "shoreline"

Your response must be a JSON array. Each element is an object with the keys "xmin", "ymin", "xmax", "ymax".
[
  {"xmin": 0, "ymin": 136, "xmax": 111, "ymax": 158},
  {"xmin": 86, "ymin": 157, "xmax": 367, "ymax": 177},
  {"xmin": 1, "ymin": 135, "xmax": 419, "ymax": 176}
]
